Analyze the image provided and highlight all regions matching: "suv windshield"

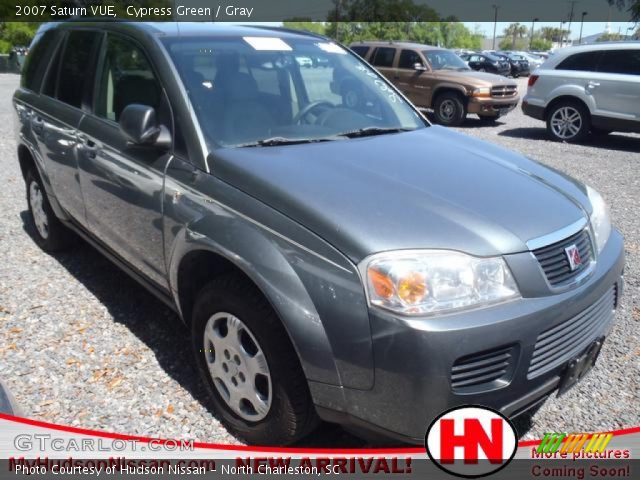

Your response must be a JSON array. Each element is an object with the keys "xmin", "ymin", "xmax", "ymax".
[
  {"xmin": 423, "ymin": 50, "xmax": 470, "ymax": 71},
  {"xmin": 162, "ymin": 36, "xmax": 426, "ymax": 148}
]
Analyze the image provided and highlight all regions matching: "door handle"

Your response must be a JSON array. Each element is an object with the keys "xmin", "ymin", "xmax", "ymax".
[
  {"xmin": 393, "ymin": 75, "xmax": 400, "ymax": 80},
  {"xmin": 32, "ymin": 116, "xmax": 44, "ymax": 134},
  {"xmin": 80, "ymin": 137, "xmax": 98, "ymax": 159},
  {"xmin": 587, "ymin": 81, "xmax": 600, "ymax": 88}
]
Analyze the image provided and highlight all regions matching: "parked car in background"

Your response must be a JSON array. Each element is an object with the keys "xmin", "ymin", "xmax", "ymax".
[
  {"xmin": 351, "ymin": 42, "xmax": 519, "ymax": 125},
  {"xmin": 15, "ymin": 21, "xmax": 625, "ymax": 446},
  {"xmin": 494, "ymin": 52, "xmax": 530, "ymax": 77},
  {"xmin": 508, "ymin": 51, "xmax": 544, "ymax": 70},
  {"xmin": 459, "ymin": 53, "xmax": 511, "ymax": 76},
  {"xmin": 523, "ymin": 42, "xmax": 640, "ymax": 142}
]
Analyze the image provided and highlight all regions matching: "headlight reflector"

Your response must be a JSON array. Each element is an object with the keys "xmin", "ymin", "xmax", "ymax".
[
  {"xmin": 586, "ymin": 185, "xmax": 611, "ymax": 254},
  {"xmin": 363, "ymin": 251, "xmax": 520, "ymax": 316}
]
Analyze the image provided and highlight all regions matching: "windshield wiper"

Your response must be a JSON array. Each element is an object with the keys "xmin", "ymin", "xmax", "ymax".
[
  {"xmin": 238, "ymin": 136, "xmax": 342, "ymax": 148},
  {"xmin": 337, "ymin": 127, "xmax": 414, "ymax": 139}
]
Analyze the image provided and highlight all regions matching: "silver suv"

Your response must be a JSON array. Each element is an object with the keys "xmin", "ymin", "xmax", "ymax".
[{"xmin": 522, "ymin": 42, "xmax": 640, "ymax": 142}]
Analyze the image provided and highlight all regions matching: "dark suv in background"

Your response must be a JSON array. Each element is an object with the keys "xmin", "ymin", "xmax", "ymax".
[{"xmin": 14, "ymin": 22, "xmax": 624, "ymax": 445}]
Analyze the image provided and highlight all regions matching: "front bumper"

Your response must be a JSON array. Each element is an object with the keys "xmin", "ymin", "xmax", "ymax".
[
  {"xmin": 316, "ymin": 229, "xmax": 624, "ymax": 444},
  {"xmin": 468, "ymin": 96, "xmax": 519, "ymax": 117}
]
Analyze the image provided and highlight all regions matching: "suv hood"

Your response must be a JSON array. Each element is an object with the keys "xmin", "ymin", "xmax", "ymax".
[
  {"xmin": 212, "ymin": 127, "xmax": 589, "ymax": 263},
  {"xmin": 435, "ymin": 69, "xmax": 516, "ymax": 87}
]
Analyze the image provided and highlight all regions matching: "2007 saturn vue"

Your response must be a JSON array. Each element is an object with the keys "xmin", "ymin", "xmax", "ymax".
[{"xmin": 14, "ymin": 22, "xmax": 624, "ymax": 445}]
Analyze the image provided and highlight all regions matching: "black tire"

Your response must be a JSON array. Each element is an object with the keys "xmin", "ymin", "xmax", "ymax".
[
  {"xmin": 25, "ymin": 169, "xmax": 74, "ymax": 252},
  {"xmin": 192, "ymin": 274, "xmax": 318, "ymax": 445},
  {"xmin": 545, "ymin": 100, "xmax": 591, "ymax": 143},
  {"xmin": 433, "ymin": 92, "xmax": 466, "ymax": 126},
  {"xmin": 592, "ymin": 127, "xmax": 612, "ymax": 136},
  {"xmin": 478, "ymin": 115, "xmax": 500, "ymax": 124}
]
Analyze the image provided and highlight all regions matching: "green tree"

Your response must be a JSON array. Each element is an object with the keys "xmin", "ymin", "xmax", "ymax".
[
  {"xmin": 539, "ymin": 26, "xmax": 568, "ymax": 43},
  {"xmin": 0, "ymin": 23, "xmax": 39, "ymax": 53},
  {"xmin": 596, "ymin": 32, "xmax": 625, "ymax": 41},
  {"xmin": 283, "ymin": 21, "xmax": 326, "ymax": 35},
  {"xmin": 530, "ymin": 37, "xmax": 552, "ymax": 51},
  {"xmin": 503, "ymin": 23, "xmax": 528, "ymax": 49}
]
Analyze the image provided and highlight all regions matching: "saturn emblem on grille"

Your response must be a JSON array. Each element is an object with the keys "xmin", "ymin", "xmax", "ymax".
[{"xmin": 565, "ymin": 244, "xmax": 582, "ymax": 271}]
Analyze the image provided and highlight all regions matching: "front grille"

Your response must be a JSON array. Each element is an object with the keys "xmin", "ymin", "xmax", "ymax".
[
  {"xmin": 533, "ymin": 229, "xmax": 594, "ymax": 286},
  {"xmin": 491, "ymin": 85, "xmax": 518, "ymax": 97},
  {"xmin": 527, "ymin": 286, "xmax": 616, "ymax": 379},
  {"xmin": 451, "ymin": 345, "xmax": 515, "ymax": 392}
]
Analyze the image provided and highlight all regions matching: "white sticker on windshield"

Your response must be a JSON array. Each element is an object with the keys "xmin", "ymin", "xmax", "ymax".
[
  {"xmin": 316, "ymin": 42, "xmax": 346, "ymax": 54},
  {"xmin": 243, "ymin": 37, "xmax": 292, "ymax": 51}
]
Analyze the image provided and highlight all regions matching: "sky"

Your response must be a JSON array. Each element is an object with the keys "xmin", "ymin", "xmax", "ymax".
[{"xmin": 464, "ymin": 21, "xmax": 638, "ymax": 40}]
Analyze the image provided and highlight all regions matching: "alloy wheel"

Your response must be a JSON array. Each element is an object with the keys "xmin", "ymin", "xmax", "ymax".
[
  {"xmin": 550, "ymin": 106, "xmax": 582, "ymax": 140},
  {"xmin": 203, "ymin": 312, "xmax": 272, "ymax": 422}
]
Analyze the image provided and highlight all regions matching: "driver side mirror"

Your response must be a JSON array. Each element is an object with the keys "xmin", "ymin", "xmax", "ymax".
[
  {"xmin": 119, "ymin": 104, "xmax": 171, "ymax": 150},
  {"xmin": 413, "ymin": 62, "xmax": 427, "ymax": 72}
]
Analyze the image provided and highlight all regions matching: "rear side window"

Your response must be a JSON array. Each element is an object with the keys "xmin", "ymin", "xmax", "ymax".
[
  {"xmin": 556, "ymin": 51, "xmax": 602, "ymax": 72},
  {"xmin": 94, "ymin": 34, "xmax": 161, "ymax": 122},
  {"xmin": 398, "ymin": 50, "xmax": 422, "ymax": 69},
  {"xmin": 57, "ymin": 30, "xmax": 101, "ymax": 108},
  {"xmin": 371, "ymin": 47, "xmax": 396, "ymax": 67},
  {"xmin": 21, "ymin": 30, "xmax": 58, "ymax": 91},
  {"xmin": 597, "ymin": 49, "xmax": 640, "ymax": 75},
  {"xmin": 350, "ymin": 46, "xmax": 369, "ymax": 59}
]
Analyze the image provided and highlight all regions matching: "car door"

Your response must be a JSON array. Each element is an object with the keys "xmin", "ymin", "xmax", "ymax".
[
  {"xmin": 394, "ymin": 49, "xmax": 428, "ymax": 106},
  {"xmin": 467, "ymin": 55, "xmax": 482, "ymax": 71},
  {"xmin": 369, "ymin": 46, "xmax": 398, "ymax": 83},
  {"xmin": 29, "ymin": 30, "xmax": 101, "ymax": 225},
  {"xmin": 591, "ymin": 49, "xmax": 640, "ymax": 121},
  {"xmin": 76, "ymin": 32, "xmax": 173, "ymax": 289}
]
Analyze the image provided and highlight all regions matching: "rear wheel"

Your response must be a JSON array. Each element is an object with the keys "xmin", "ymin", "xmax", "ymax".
[
  {"xmin": 546, "ymin": 100, "xmax": 591, "ymax": 143},
  {"xmin": 192, "ymin": 274, "xmax": 318, "ymax": 445},
  {"xmin": 25, "ymin": 170, "xmax": 74, "ymax": 252},
  {"xmin": 433, "ymin": 92, "xmax": 466, "ymax": 126}
]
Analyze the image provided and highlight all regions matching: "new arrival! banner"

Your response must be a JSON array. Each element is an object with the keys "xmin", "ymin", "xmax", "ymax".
[{"xmin": 1, "ymin": 412, "xmax": 638, "ymax": 479}]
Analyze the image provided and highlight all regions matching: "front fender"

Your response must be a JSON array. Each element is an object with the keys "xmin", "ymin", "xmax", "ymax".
[{"xmin": 163, "ymin": 167, "xmax": 374, "ymax": 391}]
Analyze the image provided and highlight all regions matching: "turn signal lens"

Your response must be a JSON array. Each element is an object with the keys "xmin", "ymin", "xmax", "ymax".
[
  {"xmin": 368, "ymin": 268, "xmax": 394, "ymax": 299},
  {"xmin": 528, "ymin": 75, "xmax": 539, "ymax": 87},
  {"xmin": 397, "ymin": 272, "xmax": 428, "ymax": 304}
]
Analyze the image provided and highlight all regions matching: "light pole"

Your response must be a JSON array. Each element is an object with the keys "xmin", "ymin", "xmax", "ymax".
[
  {"xmin": 529, "ymin": 17, "xmax": 539, "ymax": 50},
  {"xmin": 559, "ymin": 20, "xmax": 566, "ymax": 47},
  {"xmin": 578, "ymin": 11, "xmax": 587, "ymax": 44},
  {"xmin": 492, "ymin": 4, "xmax": 499, "ymax": 50},
  {"xmin": 567, "ymin": 0, "xmax": 577, "ymax": 46}
]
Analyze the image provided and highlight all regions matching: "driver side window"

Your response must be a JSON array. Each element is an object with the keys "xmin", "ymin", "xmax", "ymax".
[{"xmin": 95, "ymin": 34, "xmax": 161, "ymax": 122}]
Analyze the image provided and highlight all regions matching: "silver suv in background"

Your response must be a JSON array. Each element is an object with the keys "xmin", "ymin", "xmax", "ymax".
[{"xmin": 522, "ymin": 42, "xmax": 640, "ymax": 142}]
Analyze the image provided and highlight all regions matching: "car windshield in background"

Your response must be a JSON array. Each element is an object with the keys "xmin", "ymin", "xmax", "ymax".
[
  {"xmin": 423, "ymin": 50, "xmax": 470, "ymax": 71},
  {"xmin": 162, "ymin": 36, "xmax": 426, "ymax": 148}
]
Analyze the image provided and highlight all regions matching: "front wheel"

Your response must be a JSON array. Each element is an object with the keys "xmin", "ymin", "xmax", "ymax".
[
  {"xmin": 433, "ymin": 92, "xmax": 466, "ymax": 126},
  {"xmin": 192, "ymin": 274, "xmax": 318, "ymax": 445},
  {"xmin": 546, "ymin": 101, "xmax": 591, "ymax": 143}
]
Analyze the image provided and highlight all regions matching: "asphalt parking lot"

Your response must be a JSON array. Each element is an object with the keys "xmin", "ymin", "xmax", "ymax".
[{"xmin": 0, "ymin": 74, "xmax": 638, "ymax": 446}]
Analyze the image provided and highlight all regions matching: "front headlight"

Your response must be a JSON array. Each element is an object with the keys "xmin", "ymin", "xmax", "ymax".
[
  {"xmin": 472, "ymin": 87, "xmax": 491, "ymax": 98},
  {"xmin": 586, "ymin": 185, "xmax": 611, "ymax": 254},
  {"xmin": 361, "ymin": 251, "xmax": 520, "ymax": 316}
]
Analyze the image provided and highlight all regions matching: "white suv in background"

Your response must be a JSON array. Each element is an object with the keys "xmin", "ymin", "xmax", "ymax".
[{"xmin": 523, "ymin": 42, "xmax": 640, "ymax": 142}]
